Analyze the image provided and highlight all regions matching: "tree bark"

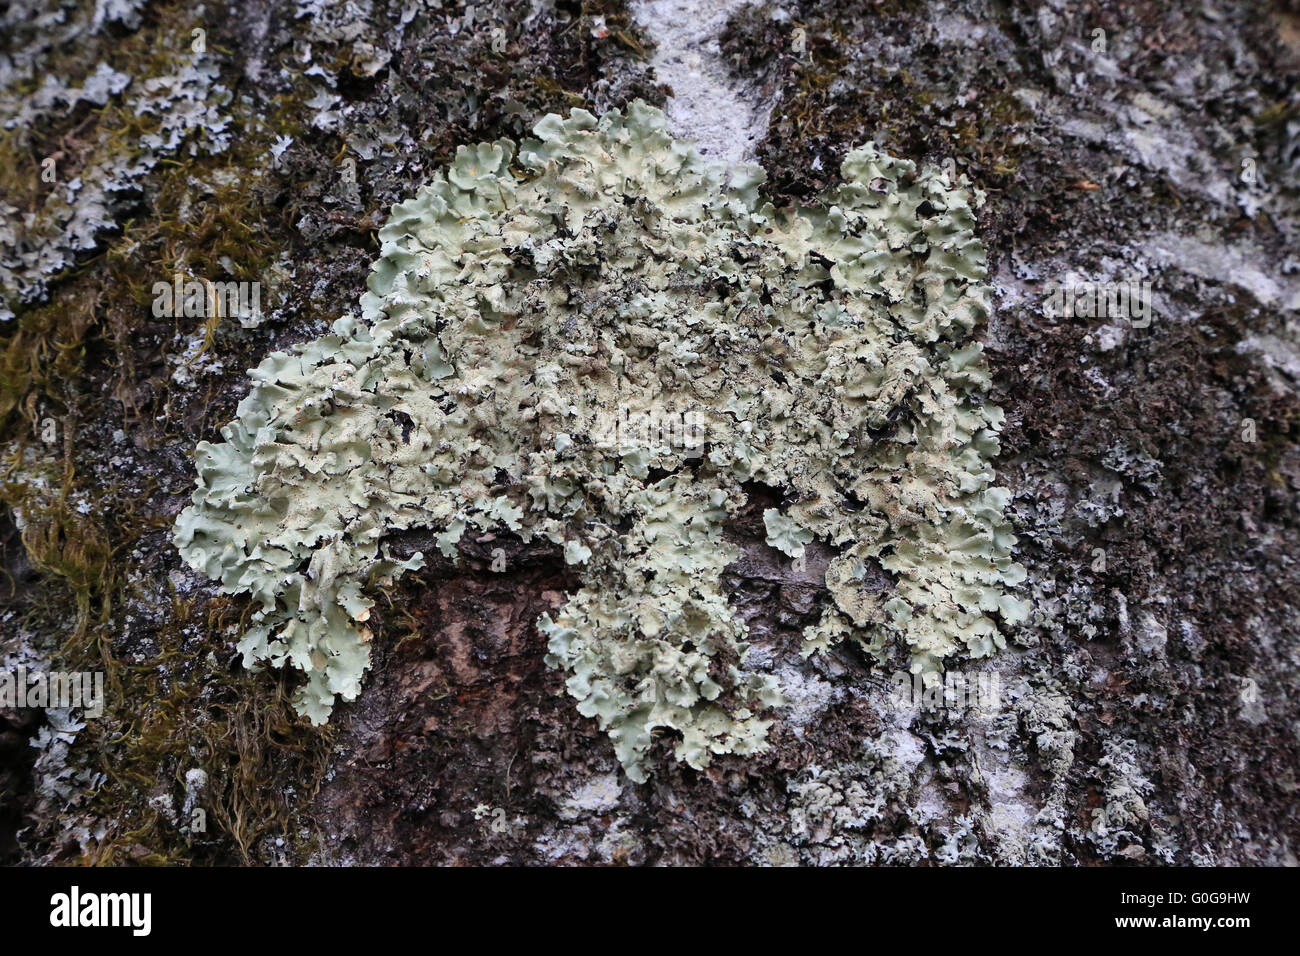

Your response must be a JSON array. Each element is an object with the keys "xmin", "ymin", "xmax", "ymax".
[{"xmin": 1, "ymin": 0, "xmax": 1297, "ymax": 866}]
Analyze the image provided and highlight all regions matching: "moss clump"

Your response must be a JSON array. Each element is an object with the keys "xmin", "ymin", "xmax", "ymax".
[{"xmin": 0, "ymin": 0, "xmax": 328, "ymax": 863}]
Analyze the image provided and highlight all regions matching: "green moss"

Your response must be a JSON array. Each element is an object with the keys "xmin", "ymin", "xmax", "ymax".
[{"xmin": 0, "ymin": 1, "xmax": 334, "ymax": 864}]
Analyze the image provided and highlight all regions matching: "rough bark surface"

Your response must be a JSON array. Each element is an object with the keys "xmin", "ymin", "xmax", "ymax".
[{"xmin": 1, "ymin": 0, "xmax": 1297, "ymax": 865}]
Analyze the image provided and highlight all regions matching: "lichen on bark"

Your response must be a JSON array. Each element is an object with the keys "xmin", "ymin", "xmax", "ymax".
[{"xmin": 174, "ymin": 101, "xmax": 1024, "ymax": 780}]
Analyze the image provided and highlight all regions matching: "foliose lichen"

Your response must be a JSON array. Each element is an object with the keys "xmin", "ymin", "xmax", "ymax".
[{"xmin": 173, "ymin": 101, "xmax": 1026, "ymax": 781}]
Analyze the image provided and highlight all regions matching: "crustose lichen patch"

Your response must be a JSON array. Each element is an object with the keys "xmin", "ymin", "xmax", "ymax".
[{"xmin": 174, "ymin": 102, "xmax": 1027, "ymax": 782}]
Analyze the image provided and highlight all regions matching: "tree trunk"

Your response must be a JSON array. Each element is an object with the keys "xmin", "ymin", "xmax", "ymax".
[{"xmin": 1, "ymin": 0, "xmax": 1297, "ymax": 866}]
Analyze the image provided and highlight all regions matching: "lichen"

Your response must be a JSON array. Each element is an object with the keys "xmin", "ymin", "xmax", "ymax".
[
  {"xmin": 174, "ymin": 101, "xmax": 1026, "ymax": 781},
  {"xmin": 0, "ymin": 38, "xmax": 234, "ymax": 322}
]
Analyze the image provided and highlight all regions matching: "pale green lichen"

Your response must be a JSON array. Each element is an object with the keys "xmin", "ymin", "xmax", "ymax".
[{"xmin": 174, "ymin": 101, "xmax": 1027, "ymax": 781}]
